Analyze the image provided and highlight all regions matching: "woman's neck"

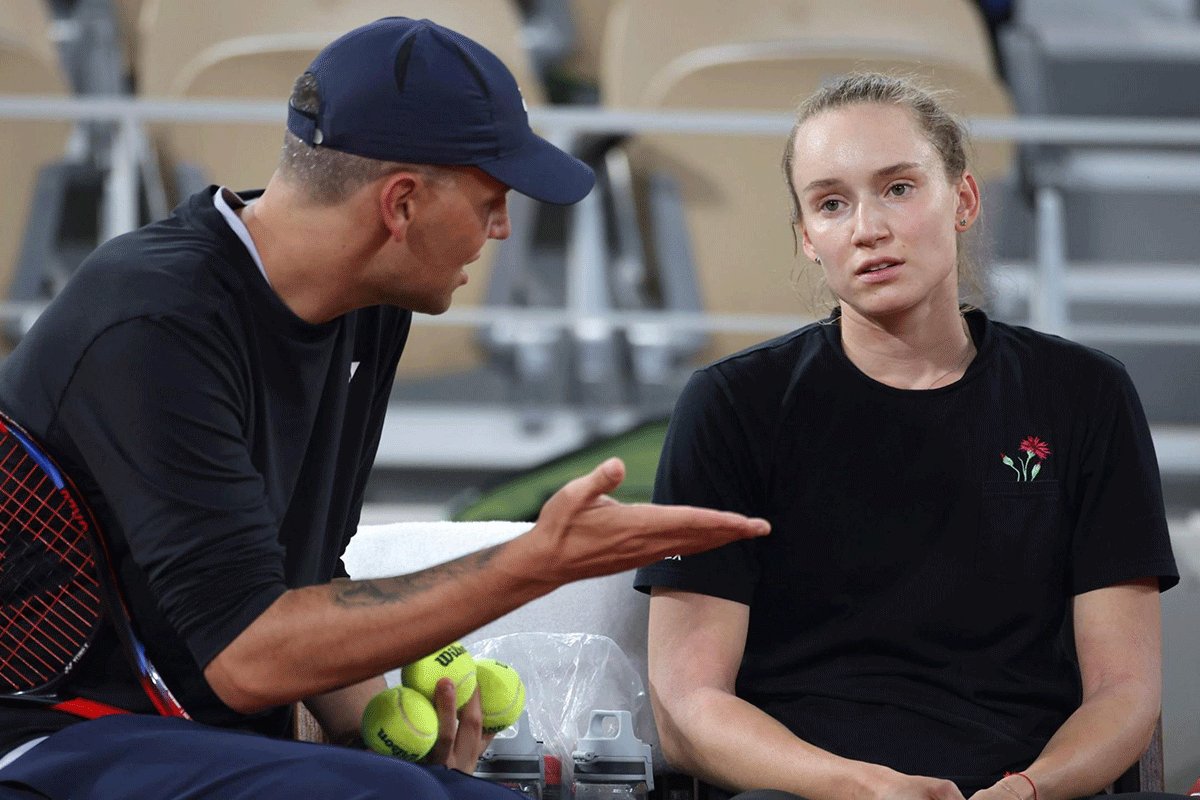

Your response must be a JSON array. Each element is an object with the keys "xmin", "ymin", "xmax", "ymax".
[{"xmin": 838, "ymin": 303, "xmax": 976, "ymax": 390}]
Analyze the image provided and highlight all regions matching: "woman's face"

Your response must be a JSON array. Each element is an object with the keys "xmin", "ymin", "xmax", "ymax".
[{"xmin": 790, "ymin": 103, "xmax": 978, "ymax": 323}]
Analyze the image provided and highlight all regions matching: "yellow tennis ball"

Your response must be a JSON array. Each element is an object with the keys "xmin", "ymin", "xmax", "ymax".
[
  {"xmin": 401, "ymin": 641, "xmax": 477, "ymax": 710},
  {"xmin": 475, "ymin": 657, "xmax": 526, "ymax": 734},
  {"xmin": 361, "ymin": 686, "xmax": 438, "ymax": 761}
]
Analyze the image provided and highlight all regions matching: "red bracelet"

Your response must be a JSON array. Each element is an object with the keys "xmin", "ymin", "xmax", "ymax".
[{"xmin": 1005, "ymin": 771, "xmax": 1038, "ymax": 800}]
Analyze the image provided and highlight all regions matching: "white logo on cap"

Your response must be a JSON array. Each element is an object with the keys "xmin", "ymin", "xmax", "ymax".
[{"xmin": 518, "ymin": 87, "xmax": 528, "ymax": 113}]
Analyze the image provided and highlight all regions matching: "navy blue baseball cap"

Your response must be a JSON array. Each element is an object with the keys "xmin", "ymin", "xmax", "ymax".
[{"xmin": 287, "ymin": 17, "xmax": 595, "ymax": 205}]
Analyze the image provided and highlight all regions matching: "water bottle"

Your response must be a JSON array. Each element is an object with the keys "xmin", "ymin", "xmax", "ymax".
[
  {"xmin": 474, "ymin": 710, "xmax": 545, "ymax": 799},
  {"xmin": 571, "ymin": 709, "xmax": 654, "ymax": 800}
]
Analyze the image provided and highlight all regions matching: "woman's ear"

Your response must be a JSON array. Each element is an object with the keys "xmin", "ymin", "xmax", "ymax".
[
  {"xmin": 800, "ymin": 224, "xmax": 820, "ymax": 265},
  {"xmin": 955, "ymin": 171, "xmax": 981, "ymax": 230}
]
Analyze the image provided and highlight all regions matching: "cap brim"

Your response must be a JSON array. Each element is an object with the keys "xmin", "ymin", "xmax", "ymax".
[{"xmin": 477, "ymin": 133, "xmax": 595, "ymax": 206}]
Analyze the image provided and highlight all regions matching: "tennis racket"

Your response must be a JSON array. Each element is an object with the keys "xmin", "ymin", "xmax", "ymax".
[{"xmin": 0, "ymin": 410, "xmax": 188, "ymax": 719}]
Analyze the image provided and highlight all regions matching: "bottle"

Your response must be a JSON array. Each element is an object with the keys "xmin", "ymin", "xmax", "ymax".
[
  {"xmin": 474, "ymin": 710, "xmax": 545, "ymax": 800},
  {"xmin": 571, "ymin": 709, "xmax": 654, "ymax": 800}
]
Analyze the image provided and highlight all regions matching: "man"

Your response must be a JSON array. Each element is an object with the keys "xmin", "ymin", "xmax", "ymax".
[{"xmin": 0, "ymin": 17, "xmax": 769, "ymax": 799}]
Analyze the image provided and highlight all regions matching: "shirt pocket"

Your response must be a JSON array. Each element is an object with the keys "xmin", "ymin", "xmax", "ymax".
[{"xmin": 976, "ymin": 480, "xmax": 1064, "ymax": 583}]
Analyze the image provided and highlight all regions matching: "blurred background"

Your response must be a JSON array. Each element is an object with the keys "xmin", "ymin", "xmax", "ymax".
[{"xmin": 0, "ymin": 0, "xmax": 1196, "ymax": 792}]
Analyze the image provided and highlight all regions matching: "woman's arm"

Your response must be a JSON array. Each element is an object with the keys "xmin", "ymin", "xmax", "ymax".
[
  {"xmin": 648, "ymin": 588, "xmax": 966, "ymax": 800},
  {"xmin": 969, "ymin": 579, "xmax": 1162, "ymax": 800}
]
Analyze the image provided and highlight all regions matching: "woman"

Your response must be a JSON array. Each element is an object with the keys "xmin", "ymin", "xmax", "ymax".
[{"xmin": 634, "ymin": 74, "xmax": 1179, "ymax": 800}]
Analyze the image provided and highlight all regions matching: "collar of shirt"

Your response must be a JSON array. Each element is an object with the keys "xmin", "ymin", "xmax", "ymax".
[{"xmin": 213, "ymin": 187, "xmax": 271, "ymax": 288}]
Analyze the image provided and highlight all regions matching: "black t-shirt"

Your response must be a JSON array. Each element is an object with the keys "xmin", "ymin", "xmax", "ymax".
[
  {"xmin": 0, "ymin": 188, "xmax": 411, "ymax": 751},
  {"xmin": 634, "ymin": 310, "xmax": 1177, "ymax": 794}
]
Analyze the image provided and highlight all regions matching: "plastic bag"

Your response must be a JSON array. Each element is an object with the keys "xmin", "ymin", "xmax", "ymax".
[{"xmin": 468, "ymin": 631, "xmax": 658, "ymax": 786}]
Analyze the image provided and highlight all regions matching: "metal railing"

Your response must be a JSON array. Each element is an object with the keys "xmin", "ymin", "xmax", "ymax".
[{"xmin": 3, "ymin": 95, "xmax": 1200, "ymax": 331}]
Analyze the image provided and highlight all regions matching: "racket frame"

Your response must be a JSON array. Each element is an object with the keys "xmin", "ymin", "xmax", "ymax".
[{"xmin": 0, "ymin": 411, "xmax": 189, "ymax": 719}]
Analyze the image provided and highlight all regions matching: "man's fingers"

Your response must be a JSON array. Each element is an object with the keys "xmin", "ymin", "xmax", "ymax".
[
  {"xmin": 580, "ymin": 457, "xmax": 625, "ymax": 502},
  {"xmin": 618, "ymin": 504, "xmax": 771, "ymax": 542},
  {"xmin": 423, "ymin": 678, "xmax": 459, "ymax": 764},
  {"xmin": 450, "ymin": 688, "xmax": 486, "ymax": 770},
  {"xmin": 668, "ymin": 506, "xmax": 770, "ymax": 536},
  {"xmin": 456, "ymin": 688, "xmax": 484, "ymax": 739},
  {"xmin": 549, "ymin": 458, "xmax": 626, "ymax": 516}
]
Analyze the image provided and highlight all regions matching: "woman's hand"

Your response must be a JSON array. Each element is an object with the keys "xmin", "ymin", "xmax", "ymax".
[
  {"xmin": 858, "ymin": 764, "xmax": 967, "ymax": 800},
  {"xmin": 966, "ymin": 774, "xmax": 1034, "ymax": 800}
]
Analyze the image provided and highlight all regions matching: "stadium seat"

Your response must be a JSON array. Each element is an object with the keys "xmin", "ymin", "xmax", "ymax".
[
  {"xmin": 111, "ymin": 0, "xmax": 145, "ymax": 80},
  {"xmin": 602, "ymin": 0, "xmax": 1004, "ymax": 110},
  {"xmin": 136, "ymin": 0, "xmax": 547, "ymax": 380},
  {"xmin": 1014, "ymin": 0, "xmax": 1196, "ymax": 27},
  {"xmin": 997, "ymin": 2, "xmax": 1200, "ymax": 429},
  {"xmin": 598, "ymin": 0, "xmax": 1015, "ymax": 364},
  {"xmin": 1000, "ymin": 4, "xmax": 1200, "ymax": 259},
  {"xmin": 0, "ymin": 0, "xmax": 72, "ymax": 302},
  {"xmin": 541, "ymin": 0, "xmax": 619, "ymax": 102},
  {"xmin": 137, "ymin": 0, "xmax": 546, "ymax": 192}
]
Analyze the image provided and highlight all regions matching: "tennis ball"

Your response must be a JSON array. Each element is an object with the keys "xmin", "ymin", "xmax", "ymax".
[
  {"xmin": 361, "ymin": 686, "xmax": 438, "ymax": 761},
  {"xmin": 401, "ymin": 641, "xmax": 477, "ymax": 710},
  {"xmin": 475, "ymin": 657, "xmax": 526, "ymax": 734}
]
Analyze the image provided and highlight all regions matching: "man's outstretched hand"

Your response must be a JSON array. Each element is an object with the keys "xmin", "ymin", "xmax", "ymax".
[{"xmin": 520, "ymin": 457, "xmax": 769, "ymax": 585}]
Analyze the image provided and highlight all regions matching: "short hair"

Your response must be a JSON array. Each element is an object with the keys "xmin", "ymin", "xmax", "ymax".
[
  {"xmin": 278, "ymin": 73, "xmax": 444, "ymax": 204},
  {"xmin": 780, "ymin": 73, "xmax": 982, "ymax": 305}
]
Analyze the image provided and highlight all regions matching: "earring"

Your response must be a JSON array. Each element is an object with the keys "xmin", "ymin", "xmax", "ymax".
[
  {"xmin": 814, "ymin": 255, "xmax": 822, "ymax": 266},
  {"xmin": 959, "ymin": 218, "xmax": 968, "ymax": 228}
]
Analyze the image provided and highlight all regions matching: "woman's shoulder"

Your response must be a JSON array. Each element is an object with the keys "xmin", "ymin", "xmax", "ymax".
[
  {"xmin": 986, "ymin": 317, "xmax": 1130, "ymax": 381},
  {"xmin": 701, "ymin": 319, "xmax": 831, "ymax": 381}
]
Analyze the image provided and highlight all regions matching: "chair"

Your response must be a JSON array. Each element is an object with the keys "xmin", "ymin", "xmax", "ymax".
[
  {"xmin": 1013, "ymin": 0, "xmax": 1197, "ymax": 28},
  {"xmin": 997, "ymin": 4, "xmax": 1200, "ymax": 430},
  {"xmin": 598, "ymin": 0, "xmax": 1015, "ymax": 363},
  {"xmin": 294, "ymin": 702, "xmax": 329, "ymax": 743},
  {"xmin": 111, "ymin": 0, "xmax": 145, "ymax": 80},
  {"xmin": 1113, "ymin": 715, "xmax": 1166, "ymax": 793},
  {"xmin": 999, "ymin": 5, "xmax": 1200, "ymax": 259},
  {"xmin": 601, "ymin": 0, "xmax": 1004, "ymax": 110},
  {"xmin": 540, "ymin": 0, "xmax": 619, "ymax": 101},
  {"xmin": 0, "ymin": 0, "xmax": 72, "ymax": 299},
  {"xmin": 136, "ymin": 0, "xmax": 545, "ymax": 380}
]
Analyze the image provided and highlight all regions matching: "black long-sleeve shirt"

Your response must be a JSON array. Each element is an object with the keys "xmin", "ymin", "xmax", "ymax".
[{"xmin": 0, "ymin": 188, "xmax": 411, "ymax": 751}]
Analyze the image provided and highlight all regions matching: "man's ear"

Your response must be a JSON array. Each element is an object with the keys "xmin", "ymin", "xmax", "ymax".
[{"xmin": 378, "ymin": 171, "xmax": 423, "ymax": 241}]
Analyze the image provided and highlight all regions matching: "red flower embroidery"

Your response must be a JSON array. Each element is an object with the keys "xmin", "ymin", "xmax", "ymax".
[
  {"xmin": 1019, "ymin": 436, "xmax": 1052, "ymax": 461},
  {"xmin": 1003, "ymin": 436, "xmax": 1052, "ymax": 481}
]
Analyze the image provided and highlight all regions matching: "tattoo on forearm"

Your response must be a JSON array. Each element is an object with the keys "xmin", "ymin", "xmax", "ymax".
[{"xmin": 332, "ymin": 543, "xmax": 504, "ymax": 607}]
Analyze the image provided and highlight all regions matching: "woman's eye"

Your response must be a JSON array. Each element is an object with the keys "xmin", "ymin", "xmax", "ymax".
[
  {"xmin": 820, "ymin": 199, "xmax": 841, "ymax": 212},
  {"xmin": 888, "ymin": 183, "xmax": 911, "ymax": 197}
]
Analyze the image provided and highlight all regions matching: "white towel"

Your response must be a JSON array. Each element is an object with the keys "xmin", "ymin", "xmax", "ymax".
[
  {"xmin": 344, "ymin": 521, "xmax": 533, "ymax": 578},
  {"xmin": 342, "ymin": 520, "xmax": 650, "ymax": 689}
]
